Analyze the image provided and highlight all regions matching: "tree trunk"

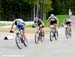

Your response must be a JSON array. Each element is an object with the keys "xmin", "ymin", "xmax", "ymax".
[
  {"xmin": 36, "ymin": 0, "xmax": 39, "ymax": 17},
  {"xmin": 33, "ymin": 5, "xmax": 35, "ymax": 19},
  {"xmin": 43, "ymin": 0, "xmax": 46, "ymax": 20}
]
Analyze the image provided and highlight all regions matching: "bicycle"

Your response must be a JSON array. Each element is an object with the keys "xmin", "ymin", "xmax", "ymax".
[
  {"xmin": 49, "ymin": 25, "xmax": 58, "ymax": 41},
  {"xmin": 10, "ymin": 29, "xmax": 27, "ymax": 49},
  {"xmin": 65, "ymin": 24, "xmax": 71, "ymax": 39},
  {"xmin": 32, "ymin": 26, "xmax": 44, "ymax": 44}
]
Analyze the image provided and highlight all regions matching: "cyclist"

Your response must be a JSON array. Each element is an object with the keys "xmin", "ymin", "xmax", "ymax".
[
  {"xmin": 10, "ymin": 18, "xmax": 27, "ymax": 43},
  {"xmin": 48, "ymin": 14, "xmax": 59, "ymax": 32},
  {"xmin": 64, "ymin": 17, "xmax": 72, "ymax": 31},
  {"xmin": 33, "ymin": 17, "xmax": 44, "ymax": 36}
]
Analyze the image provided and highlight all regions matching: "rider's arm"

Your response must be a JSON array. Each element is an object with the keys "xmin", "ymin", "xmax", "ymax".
[
  {"xmin": 48, "ymin": 18, "xmax": 50, "ymax": 27},
  {"xmin": 57, "ymin": 18, "xmax": 59, "ymax": 26},
  {"xmin": 41, "ymin": 20, "xmax": 44, "ymax": 27},
  {"xmin": 55, "ymin": 16, "xmax": 59, "ymax": 26},
  {"xmin": 23, "ymin": 22, "xmax": 26, "ymax": 27},
  {"xmin": 63, "ymin": 18, "xmax": 66, "ymax": 25},
  {"xmin": 10, "ymin": 23, "xmax": 15, "ymax": 31},
  {"xmin": 32, "ymin": 20, "xmax": 37, "ymax": 28},
  {"xmin": 42, "ymin": 21, "xmax": 44, "ymax": 26}
]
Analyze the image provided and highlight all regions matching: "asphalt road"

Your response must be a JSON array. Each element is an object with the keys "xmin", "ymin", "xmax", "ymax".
[{"xmin": 0, "ymin": 16, "xmax": 75, "ymax": 58}]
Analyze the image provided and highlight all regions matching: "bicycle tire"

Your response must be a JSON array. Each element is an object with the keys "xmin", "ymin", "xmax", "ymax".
[
  {"xmin": 20, "ymin": 37, "xmax": 27, "ymax": 47},
  {"xmin": 55, "ymin": 31, "xmax": 58, "ymax": 40},
  {"xmin": 50, "ymin": 31, "xmax": 53, "ymax": 41},
  {"xmin": 40, "ymin": 32, "xmax": 45, "ymax": 42},
  {"xmin": 35, "ymin": 32, "xmax": 39, "ymax": 44},
  {"xmin": 15, "ymin": 35, "xmax": 23, "ymax": 49},
  {"xmin": 65, "ymin": 28, "xmax": 69, "ymax": 39}
]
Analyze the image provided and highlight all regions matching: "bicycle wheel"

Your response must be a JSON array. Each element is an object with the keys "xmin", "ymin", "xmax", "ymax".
[
  {"xmin": 15, "ymin": 35, "xmax": 24, "ymax": 49},
  {"xmin": 39, "ymin": 32, "xmax": 45, "ymax": 42},
  {"xmin": 41, "ymin": 36, "xmax": 45, "ymax": 42},
  {"xmin": 55, "ymin": 31, "xmax": 58, "ymax": 40},
  {"xmin": 69, "ymin": 31, "xmax": 71, "ymax": 37},
  {"xmin": 35, "ymin": 32, "xmax": 39, "ymax": 44},
  {"xmin": 20, "ymin": 37, "xmax": 27, "ymax": 47},
  {"xmin": 65, "ymin": 28, "xmax": 69, "ymax": 39},
  {"xmin": 50, "ymin": 31, "xmax": 53, "ymax": 41}
]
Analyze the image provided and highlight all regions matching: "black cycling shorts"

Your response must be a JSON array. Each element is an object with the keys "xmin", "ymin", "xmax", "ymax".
[
  {"xmin": 50, "ymin": 20, "xmax": 57, "ymax": 25},
  {"xmin": 66, "ymin": 22, "xmax": 71, "ymax": 26}
]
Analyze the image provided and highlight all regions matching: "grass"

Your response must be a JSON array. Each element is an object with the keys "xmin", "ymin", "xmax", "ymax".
[
  {"xmin": 56, "ymin": 15, "xmax": 69, "ymax": 27},
  {"xmin": 0, "ymin": 23, "xmax": 10, "ymax": 26}
]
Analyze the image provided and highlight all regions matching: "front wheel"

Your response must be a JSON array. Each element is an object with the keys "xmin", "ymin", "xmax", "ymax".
[
  {"xmin": 65, "ymin": 28, "xmax": 72, "ymax": 39},
  {"xmin": 50, "ymin": 31, "xmax": 53, "ymax": 41},
  {"xmin": 65, "ymin": 28, "xmax": 69, "ymax": 39},
  {"xmin": 15, "ymin": 36, "xmax": 23, "ymax": 49},
  {"xmin": 15, "ymin": 35, "xmax": 27, "ymax": 49},
  {"xmin": 55, "ymin": 31, "xmax": 58, "ymax": 40},
  {"xmin": 35, "ymin": 32, "xmax": 39, "ymax": 44}
]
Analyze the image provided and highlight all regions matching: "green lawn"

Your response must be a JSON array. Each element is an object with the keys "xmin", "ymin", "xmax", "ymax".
[
  {"xmin": 43, "ymin": 15, "xmax": 69, "ymax": 27},
  {"xmin": 0, "ymin": 23, "xmax": 10, "ymax": 26},
  {"xmin": 56, "ymin": 15, "xmax": 69, "ymax": 27}
]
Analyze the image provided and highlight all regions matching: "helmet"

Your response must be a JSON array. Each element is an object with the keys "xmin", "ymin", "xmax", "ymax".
[
  {"xmin": 34, "ymin": 17, "xmax": 38, "ymax": 20},
  {"xmin": 34, "ymin": 17, "xmax": 38, "ymax": 22},
  {"xmin": 50, "ymin": 14, "xmax": 54, "ymax": 17}
]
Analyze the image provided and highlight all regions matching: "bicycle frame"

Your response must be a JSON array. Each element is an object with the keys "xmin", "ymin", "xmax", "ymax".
[
  {"xmin": 50, "ymin": 25, "xmax": 56, "ymax": 33},
  {"xmin": 15, "ymin": 29, "xmax": 27, "ymax": 49},
  {"xmin": 35, "ymin": 27, "xmax": 44, "ymax": 44},
  {"xmin": 50, "ymin": 25, "xmax": 58, "ymax": 41},
  {"xmin": 65, "ymin": 24, "xmax": 71, "ymax": 39}
]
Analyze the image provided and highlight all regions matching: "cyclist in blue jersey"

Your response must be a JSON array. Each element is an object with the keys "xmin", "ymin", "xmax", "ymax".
[
  {"xmin": 10, "ymin": 18, "xmax": 27, "ymax": 41},
  {"xmin": 33, "ymin": 17, "xmax": 44, "ymax": 36}
]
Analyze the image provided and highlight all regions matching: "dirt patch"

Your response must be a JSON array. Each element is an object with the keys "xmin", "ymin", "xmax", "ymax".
[{"xmin": 0, "ymin": 27, "xmax": 50, "ymax": 33}]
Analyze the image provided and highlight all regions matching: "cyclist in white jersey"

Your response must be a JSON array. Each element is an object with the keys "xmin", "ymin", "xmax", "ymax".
[
  {"xmin": 10, "ymin": 18, "xmax": 27, "ymax": 42},
  {"xmin": 48, "ymin": 14, "xmax": 59, "ymax": 32},
  {"xmin": 64, "ymin": 17, "xmax": 72, "ymax": 31}
]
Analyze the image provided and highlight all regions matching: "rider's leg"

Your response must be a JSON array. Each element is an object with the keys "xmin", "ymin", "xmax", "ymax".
[
  {"xmin": 40, "ymin": 24, "xmax": 44, "ymax": 36},
  {"xmin": 41, "ymin": 27, "xmax": 44, "ymax": 36},
  {"xmin": 21, "ymin": 25, "xmax": 27, "ymax": 41},
  {"xmin": 22, "ymin": 30, "xmax": 27, "ymax": 47},
  {"xmin": 69, "ymin": 26, "xmax": 72, "ymax": 32},
  {"xmin": 22, "ymin": 30, "xmax": 26, "ymax": 40},
  {"xmin": 54, "ymin": 24, "xmax": 57, "ymax": 32},
  {"xmin": 70, "ymin": 23, "xmax": 72, "ymax": 32}
]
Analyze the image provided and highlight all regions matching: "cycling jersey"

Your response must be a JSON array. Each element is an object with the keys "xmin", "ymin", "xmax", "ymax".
[
  {"xmin": 13, "ymin": 19, "xmax": 25, "ymax": 30},
  {"xmin": 34, "ymin": 18, "xmax": 42, "ymax": 26},
  {"xmin": 48, "ymin": 16, "xmax": 57, "ymax": 25},
  {"xmin": 14, "ymin": 19, "xmax": 24, "ymax": 26},
  {"xmin": 65, "ymin": 18, "xmax": 71, "ymax": 26}
]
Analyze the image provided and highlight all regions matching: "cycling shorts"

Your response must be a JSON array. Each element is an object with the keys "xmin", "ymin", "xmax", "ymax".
[
  {"xmin": 50, "ymin": 20, "xmax": 57, "ymax": 25},
  {"xmin": 16, "ymin": 25, "xmax": 25, "ymax": 31},
  {"xmin": 66, "ymin": 22, "xmax": 71, "ymax": 26}
]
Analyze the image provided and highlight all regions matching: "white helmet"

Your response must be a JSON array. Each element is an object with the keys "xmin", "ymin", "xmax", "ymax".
[
  {"xmin": 34, "ymin": 17, "xmax": 38, "ymax": 21},
  {"xmin": 50, "ymin": 14, "xmax": 54, "ymax": 17}
]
